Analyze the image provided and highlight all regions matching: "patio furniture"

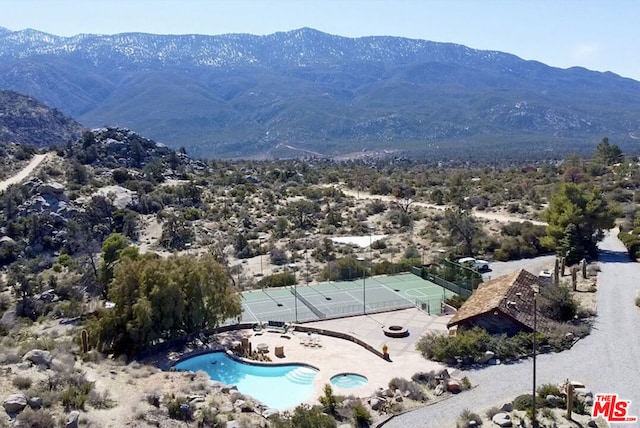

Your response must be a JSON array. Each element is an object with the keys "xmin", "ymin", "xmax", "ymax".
[
  {"xmin": 266, "ymin": 320, "xmax": 287, "ymax": 334},
  {"xmin": 257, "ymin": 343, "xmax": 269, "ymax": 353},
  {"xmin": 275, "ymin": 346, "xmax": 285, "ymax": 358}
]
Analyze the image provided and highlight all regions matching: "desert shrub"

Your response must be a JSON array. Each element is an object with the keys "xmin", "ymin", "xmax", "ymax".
[
  {"xmin": 573, "ymin": 397, "xmax": 588, "ymax": 415},
  {"xmin": 444, "ymin": 295, "xmax": 467, "ymax": 309},
  {"xmin": 256, "ymin": 272, "xmax": 296, "ymax": 288},
  {"xmin": 319, "ymin": 384, "xmax": 341, "ymax": 418},
  {"xmin": 62, "ymin": 384, "xmax": 92, "ymax": 411},
  {"xmin": 388, "ymin": 377, "xmax": 426, "ymax": 401},
  {"xmin": 88, "ymin": 389, "xmax": 114, "ymax": 409},
  {"xmin": 145, "ymin": 392, "xmax": 161, "ymax": 407},
  {"xmin": 460, "ymin": 376, "xmax": 471, "ymax": 390},
  {"xmin": 513, "ymin": 394, "xmax": 543, "ymax": 412},
  {"xmin": 352, "ymin": 403, "xmax": 372, "ymax": 427},
  {"xmin": 456, "ymin": 408, "xmax": 483, "ymax": 427},
  {"xmin": 196, "ymin": 406, "xmax": 225, "ymax": 428},
  {"xmin": 541, "ymin": 407, "xmax": 556, "ymax": 420},
  {"xmin": 416, "ymin": 328, "xmax": 492, "ymax": 362},
  {"xmin": 12, "ymin": 375, "xmax": 33, "ymax": 390},
  {"xmin": 166, "ymin": 396, "xmax": 194, "ymax": 421},
  {"xmin": 271, "ymin": 404, "xmax": 337, "ymax": 428},
  {"xmin": 537, "ymin": 383, "xmax": 561, "ymax": 400},
  {"xmin": 15, "ymin": 407, "xmax": 55, "ymax": 428},
  {"xmin": 411, "ymin": 371, "xmax": 438, "ymax": 388},
  {"xmin": 636, "ymin": 295, "xmax": 640, "ymax": 308},
  {"xmin": 485, "ymin": 406, "xmax": 501, "ymax": 419}
]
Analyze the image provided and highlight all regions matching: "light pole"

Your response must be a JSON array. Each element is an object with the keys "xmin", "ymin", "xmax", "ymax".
[
  {"xmin": 259, "ymin": 236, "xmax": 263, "ymax": 276},
  {"xmin": 357, "ymin": 256, "xmax": 366, "ymax": 314}
]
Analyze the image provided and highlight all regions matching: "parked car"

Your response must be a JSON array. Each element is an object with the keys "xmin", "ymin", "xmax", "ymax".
[{"xmin": 457, "ymin": 257, "xmax": 490, "ymax": 272}]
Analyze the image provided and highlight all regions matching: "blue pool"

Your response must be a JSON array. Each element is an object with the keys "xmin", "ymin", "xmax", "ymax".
[
  {"xmin": 174, "ymin": 352, "xmax": 318, "ymax": 409},
  {"xmin": 330, "ymin": 373, "xmax": 368, "ymax": 389}
]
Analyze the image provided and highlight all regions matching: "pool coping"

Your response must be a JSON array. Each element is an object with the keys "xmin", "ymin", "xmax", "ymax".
[{"xmin": 172, "ymin": 348, "xmax": 320, "ymax": 372}]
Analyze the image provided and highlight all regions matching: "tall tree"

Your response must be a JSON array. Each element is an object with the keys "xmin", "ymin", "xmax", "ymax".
[
  {"xmin": 93, "ymin": 254, "xmax": 241, "ymax": 354},
  {"xmin": 443, "ymin": 207, "xmax": 479, "ymax": 256},
  {"xmin": 541, "ymin": 182, "xmax": 617, "ymax": 264},
  {"xmin": 594, "ymin": 137, "xmax": 623, "ymax": 166}
]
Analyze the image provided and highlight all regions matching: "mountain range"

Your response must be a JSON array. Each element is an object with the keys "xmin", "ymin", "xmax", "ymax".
[{"xmin": 1, "ymin": 27, "xmax": 639, "ymax": 160}]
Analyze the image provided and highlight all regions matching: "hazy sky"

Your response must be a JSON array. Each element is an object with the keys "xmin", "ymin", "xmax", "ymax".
[{"xmin": 2, "ymin": 0, "xmax": 639, "ymax": 81}]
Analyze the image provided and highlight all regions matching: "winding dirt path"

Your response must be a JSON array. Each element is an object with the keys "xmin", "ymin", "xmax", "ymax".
[{"xmin": 0, "ymin": 153, "xmax": 49, "ymax": 192}]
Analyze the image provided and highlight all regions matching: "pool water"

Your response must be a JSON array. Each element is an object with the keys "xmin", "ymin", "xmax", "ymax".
[
  {"xmin": 174, "ymin": 352, "xmax": 318, "ymax": 409},
  {"xmin": 330, "ymin": 373, "xmax": 368, "ymax": 389}
]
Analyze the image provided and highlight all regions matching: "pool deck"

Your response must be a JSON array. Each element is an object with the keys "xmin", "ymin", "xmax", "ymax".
[{"xmin": 216, "ymin": 307, "xmax": 452, "ymax": 409}]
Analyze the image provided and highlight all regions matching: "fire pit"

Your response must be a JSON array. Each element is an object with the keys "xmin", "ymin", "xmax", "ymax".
[{"xmin": 383, "ymin": 325, "xmax": 409, "ymax": 338}]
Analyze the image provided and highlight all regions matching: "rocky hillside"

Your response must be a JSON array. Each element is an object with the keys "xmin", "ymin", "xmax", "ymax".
[
  {"xmin": 0, "ymin": 89, "xmax": 86, "ymax": 148},
  {"xmin": 1, "ymin": 28, "xmax": 640, "ymax": 160}
]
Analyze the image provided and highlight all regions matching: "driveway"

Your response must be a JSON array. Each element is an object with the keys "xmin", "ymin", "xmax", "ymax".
[{"xmin": 385, "ymin": 231, "xmax": 640, "ymax": 427}]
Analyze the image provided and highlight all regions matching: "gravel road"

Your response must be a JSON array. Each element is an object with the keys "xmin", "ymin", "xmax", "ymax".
[{"xmin": 385, "ymin": 231, "xmax": 640, "ymax": 428}]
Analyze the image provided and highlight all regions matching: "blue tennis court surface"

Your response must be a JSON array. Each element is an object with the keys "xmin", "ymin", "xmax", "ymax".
[{"xmin": 235, "ymin": 273, "xmax": 459, "ymax": 324}]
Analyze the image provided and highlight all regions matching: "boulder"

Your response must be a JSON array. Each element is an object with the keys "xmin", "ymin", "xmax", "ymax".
[
  {"xmin": 500, "ymin": 402, "xmax": 513, "ymax": 412},
  {"xmin": 226, "ymin": 421, "xmax": 240, "ymax": 428},
  {"xmin": 370, "ymin": 398, "xmax": 384, "ymax": 411},
  {"xmin": 491, "ymin": 412, "xmax": 513, "ymax": 427},
  {"xmin": 66, "ymin": 410, "xmax": 80, "ymax": 428},
  {"xmin": 461, "ymin": 355, "xmax": 474, "ymax": 366},
  {"xmin": 28, "ymin": 396, "xmax": 43, "ymax": 409},
  {"xmin": 477, "ymin": 350, "xmax": 495, "ymax": 364},
  {"xmin": 37, "ymin": 182, "xmax": 66, "ymax": 195},
  {"xmin": 434, "ymin": 384, "xmax": 445, "ymax": 396},
  {"xmin": 3, "ymin": 393, "xmax": 27, "ymax": 414},
  {"xmin": 488, "ymin": 358, "xmax": 501, "ymax": 365},
  {"xmin": 394, "ymin": 395, "xmax": 403, "ymax": 403},
  {"xmin": 22, "ymin": 349, "xmax": 53, "ymax": 368},
  {"xmin": 546, "ymin": 395, "xmax": 559, "ymax": 407},
  {"xmin": 262, "ymin": 408, "xmax": 279, "ymax": 419},
  {"xmin": 446, "ymin": 380, "xmax": 461, "ymax": 394},
  {"xmin": 575, "ymin": 389, "xmax": 594, "ymax": 405},
  {"xmin": 587, "ymin": 420, "xmax": 598, "ymax": 428},
  {"xmin": 438, "ymin": 369, "xmax": 450, "ymax": 380}
]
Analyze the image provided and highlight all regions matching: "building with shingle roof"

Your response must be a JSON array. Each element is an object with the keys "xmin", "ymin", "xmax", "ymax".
[{"xmin": 447, "ymin": 269, "xmax": 552, "ymax": 335}]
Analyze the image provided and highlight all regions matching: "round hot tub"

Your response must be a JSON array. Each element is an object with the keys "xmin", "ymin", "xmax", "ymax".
[{"xmin": 330, "ymin": 373, "xmax": 368, "ymax": 389}]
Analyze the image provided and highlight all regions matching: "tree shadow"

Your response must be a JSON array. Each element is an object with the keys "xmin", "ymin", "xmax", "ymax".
[{"xmin": 598, "ymin": 249, "xmax": 631, "ymax": 264}]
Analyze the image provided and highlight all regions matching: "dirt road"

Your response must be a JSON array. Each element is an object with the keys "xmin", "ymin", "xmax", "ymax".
[
  {"xmin": 340, "ymin": 187, "xmax": 546, "ymax": 225},
  {"xmin": 0, "ymin": 153, "xmax": 49, "ymax": 192}
]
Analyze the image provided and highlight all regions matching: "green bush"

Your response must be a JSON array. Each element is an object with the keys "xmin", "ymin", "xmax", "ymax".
[
  {"xmin": 271, "ymin": 404, "xmax": 337, "ymax": 428},
  {"xmin": 352, "ymin": 404, "xmax": 372, "ymax": 427},
  {"xmin": 537, "ymin": 383, "xmax": 561, "ymax": 400},
  {"xmin": 513, "ymin": 394, "xmax": 543, "ymax": 412},
  {"xmin": 62, "ymin": 383, "xmax": 92, "ymax": 411},
  {"xmin": 456, "ymin": 408, "xmax": 483, "ymax": 427},
  {"xmin": 256, "ymin": 272, "xmax": 296, "ymax": 288},
  {"xmin": 411, "ymin": 371, "xmax": 438, "ymax": 388},
  {"xmin": 166, "ymin": 396, "xmax": 194, "ymax": 421}
]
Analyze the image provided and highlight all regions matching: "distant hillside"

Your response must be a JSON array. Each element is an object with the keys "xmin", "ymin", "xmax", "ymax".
[
  {"xmin": 0, "ymin": 89, "xmax": 86, "ymax": 147},
  {"xmin": 1, "ymin": 27, "xmax": 640, "ymax": 160}
]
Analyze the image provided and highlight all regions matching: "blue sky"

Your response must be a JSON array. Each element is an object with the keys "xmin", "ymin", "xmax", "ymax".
[{"xmin": 2, "ymin": 0, "xmax": 639, "ymax": 81}]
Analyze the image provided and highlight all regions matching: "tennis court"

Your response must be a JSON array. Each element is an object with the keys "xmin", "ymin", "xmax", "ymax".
[{"xmin": 236, "ymin": 272, "xmax": 459, "ymax": 325}]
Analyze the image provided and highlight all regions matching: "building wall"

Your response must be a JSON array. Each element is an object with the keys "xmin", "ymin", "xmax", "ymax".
[{"xmin": 457, "ymin": 313, "xmax": 525, "ymax": 336}]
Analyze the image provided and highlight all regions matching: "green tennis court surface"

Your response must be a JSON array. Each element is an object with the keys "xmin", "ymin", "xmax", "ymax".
[{"xmin": 236, "ymin": 272, "xmax": 459, "ymax": 324}]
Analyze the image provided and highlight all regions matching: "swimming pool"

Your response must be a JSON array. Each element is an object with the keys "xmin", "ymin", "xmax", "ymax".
[
  {"xmin": 174, "ymin": 352, "xmax": 318, "ymax": 409},
  {"xmin": 330, "ymin": 372, "xmax": 369, "ymax": 389}
]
